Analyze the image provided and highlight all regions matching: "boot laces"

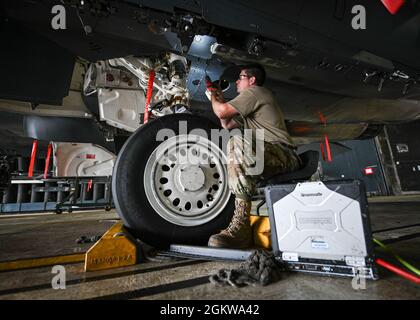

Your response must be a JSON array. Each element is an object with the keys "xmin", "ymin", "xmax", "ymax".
[
  {"xmin": 225, "ymin": 215, "xmax": 245, "ymax": 235},
  {"xmin": 224, "ymin": 202, "xmax": 250, "ymax": 236}
]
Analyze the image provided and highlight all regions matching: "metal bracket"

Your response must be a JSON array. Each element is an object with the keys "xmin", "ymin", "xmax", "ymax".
[
  {"xmin": 161, "ymin": 244, "xmax": 253, "ymax": 261},
  {"xmin": 247, "ymin": 36, "xmax": 265, "ymax": 56}
]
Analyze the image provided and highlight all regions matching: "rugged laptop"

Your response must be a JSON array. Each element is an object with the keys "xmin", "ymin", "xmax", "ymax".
[{"xmin": 265, "ymin": 180, "xmax": 378, "ymax": 279}]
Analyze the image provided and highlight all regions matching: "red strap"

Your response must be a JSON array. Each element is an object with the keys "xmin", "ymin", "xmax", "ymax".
[
  {"xmin": 320, "ymin": 142, "xmax": 326, "ymax": 162},
  {"xmin": 318, "ymin": 111, "xmax": 327, "ymax": 126},
  {"xmin": 28, "ymin": 139, "xmax": 38, "ymax": 178},
  {"xmin": 87, "ymin": 179, "xmax": 93, "ymax": 192},
  {"xmin": 43, "ymin": 142, "xmax": 52, "ymax": 179},
  {"xmin": 144, "ymin": 69, "xmax": 155, "ymax": 124},
  {"xmin": 318, "ymin": 112, "xmax": 332, "ymax": 162},
  {"xmin": 324, "ymin": 134, "xmax": 332, "ymax": 162}
]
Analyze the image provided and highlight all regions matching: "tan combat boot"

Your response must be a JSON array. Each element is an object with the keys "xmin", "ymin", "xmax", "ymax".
[{"xmin": 208, "ymin": 199, "xmax": 253, "ymax": 249}]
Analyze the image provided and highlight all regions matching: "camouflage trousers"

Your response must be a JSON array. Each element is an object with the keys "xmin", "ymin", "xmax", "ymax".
[{"xmin": 227, "ymin": 135, "xmax": 301, "ymax": 201}]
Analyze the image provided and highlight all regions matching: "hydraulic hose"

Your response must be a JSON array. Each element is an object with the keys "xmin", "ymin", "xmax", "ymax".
[
  {"xmin": 373, "ymin": 238, "xmax": 420, "ymax": 276},
  {"xmin": 376, "ymin": 258, "xmax": 420, "ymax": 285}
]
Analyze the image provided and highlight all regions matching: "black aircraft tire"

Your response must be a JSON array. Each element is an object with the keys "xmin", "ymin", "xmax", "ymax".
[{"xmin": 112, "ymin": 114, "xmax": 235, "ymax": 249}]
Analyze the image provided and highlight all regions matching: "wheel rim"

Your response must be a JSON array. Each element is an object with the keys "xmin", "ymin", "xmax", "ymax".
[{"xmin": 144, "ymin": 134, "xmax": 231, "ymax": 226}]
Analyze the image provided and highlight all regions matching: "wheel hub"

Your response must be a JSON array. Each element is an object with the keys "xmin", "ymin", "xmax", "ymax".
[
  {"xmin": 177, "ymin": 165, "xmax": 205, "ymax": 192},
  {"xmin": 144, "ymin": 134, "xmax": 231, "ymax": 227}
]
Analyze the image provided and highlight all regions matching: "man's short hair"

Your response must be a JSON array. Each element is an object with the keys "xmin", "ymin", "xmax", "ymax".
[{"xmin": 242, "ymin": 64, "xmax": 266, "ymax": 86}]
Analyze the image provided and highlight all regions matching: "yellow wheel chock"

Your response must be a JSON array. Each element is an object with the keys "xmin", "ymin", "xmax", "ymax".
[{"xmin": 84, "ymin": 222, "xmax": 138, "ymax": 272}]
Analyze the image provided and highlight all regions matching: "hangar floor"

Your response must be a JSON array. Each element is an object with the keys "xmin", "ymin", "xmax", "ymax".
[{"xmin": 0, "ymin": 196, "xmax": 419, "ymax": 300}]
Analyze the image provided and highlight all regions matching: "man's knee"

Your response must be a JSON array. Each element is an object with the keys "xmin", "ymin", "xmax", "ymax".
[{"xmin": 227, "ymin": 135, "xmax": 246, "ymax": 155}]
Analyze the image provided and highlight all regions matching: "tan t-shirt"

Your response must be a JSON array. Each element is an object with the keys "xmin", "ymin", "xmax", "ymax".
[{"xmin": 228, "ymin": 86, "xmax": 294, "ymax": 146}]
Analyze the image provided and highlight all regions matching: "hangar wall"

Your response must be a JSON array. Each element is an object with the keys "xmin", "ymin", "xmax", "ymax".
[{"xmin": 303, "ymin": 120, "xmax": 420, "ymax": 197}]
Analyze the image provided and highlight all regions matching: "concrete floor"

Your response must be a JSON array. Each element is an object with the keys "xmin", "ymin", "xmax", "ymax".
[{"xmin": 0, "ymin": 197, "xmax": 419, "ymax": 300}]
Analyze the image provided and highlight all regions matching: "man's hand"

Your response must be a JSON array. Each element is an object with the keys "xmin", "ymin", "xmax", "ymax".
[
  {"xmin": 205, "ymin": 76, "xmax": 216, "ymax": 90},
  {"xmin": 205, "ymin": 76, "xmax": 224, "ymax": 102},
  {"xmin": 206, "ymin": 76, "xmax": 238, "ymax": 120},
  {"xmin": 205, "ymin": 89, "xmax": 213, "ymax": 101}
]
